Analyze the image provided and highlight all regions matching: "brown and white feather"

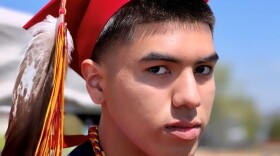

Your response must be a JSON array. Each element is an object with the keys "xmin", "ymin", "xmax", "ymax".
[{"xmin": 3, "ymin": 15, "xmax": 73, "ymax": 156}]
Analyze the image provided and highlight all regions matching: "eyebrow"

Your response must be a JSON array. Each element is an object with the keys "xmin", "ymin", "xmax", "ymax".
[
  {"xmin": 196, "ymin": 52, "xmax": 219, "ymax": 64},
  {"xmin": 140, "ymin": 52, "xmax": 219, "ymax": 64},
  {"xmin": 140, "ymin": 52, "xmax": 180, "ymax": 63}
]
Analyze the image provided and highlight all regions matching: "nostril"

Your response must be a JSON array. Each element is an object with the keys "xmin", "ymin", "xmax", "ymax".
[{"xmin": 172, "ymin": 87, "xmax": 201, "ymax": 108}]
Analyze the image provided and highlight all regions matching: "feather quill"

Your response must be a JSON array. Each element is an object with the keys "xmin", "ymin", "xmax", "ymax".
[{"xmin": 2, "ymin": 14, "xmax": 73, "ymax": 156}]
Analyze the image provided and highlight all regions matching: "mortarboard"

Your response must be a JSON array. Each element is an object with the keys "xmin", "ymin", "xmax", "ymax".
[{"xmin": 24, "ymin": 0, "xmax": 129, "ymax": 76}]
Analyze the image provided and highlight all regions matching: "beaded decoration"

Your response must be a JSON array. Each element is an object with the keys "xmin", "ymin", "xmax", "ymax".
[{"xmin": 89, "ymin": 127, "xmax": 106, "ymax": 156}]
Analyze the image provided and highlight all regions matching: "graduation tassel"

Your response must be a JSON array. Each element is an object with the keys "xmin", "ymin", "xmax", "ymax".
[
  {"xmin": 3, "ymin": 9, "xmax": 73, "ymax": 155},
  {"xmin": 35, "ymin": 1, "xmax": 69, "ymax": 155}
]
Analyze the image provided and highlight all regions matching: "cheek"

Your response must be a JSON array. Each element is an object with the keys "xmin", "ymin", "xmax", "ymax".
[
  {"xmin": 105, "ymin": 71, "xmax": 164, "ymax": 124},
  {"xmin": 104, "ymin": 73, "xmax": 171, "ymax": 146},
  {"xmin": 112, "ymin": 80, "xmax": 167, "ymax": 122},
  {"xmin": 106, "ymin": 69, "xmax": 173, "ymax": 131},
  {"xmin": 198, "ymin": 80, "xmax": 215, "ymax": 122}
]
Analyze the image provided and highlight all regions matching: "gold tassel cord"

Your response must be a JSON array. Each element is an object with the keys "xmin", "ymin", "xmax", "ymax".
[
  {"xmin": 35, "ymin": 22, "xmax": 67, "ymax": 156},
  {"xmin": 35, "ymin": 1, "xmax": 68, "ymax": 155}
]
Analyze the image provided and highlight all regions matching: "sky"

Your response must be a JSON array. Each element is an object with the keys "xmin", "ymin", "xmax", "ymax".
[
  {"xmin": 0, "ymin": 0, "xmax": 279, "ymax": 115},
  {"xmin": 209, "ymin": 0, "xmax": 280, "ymax": 115}
]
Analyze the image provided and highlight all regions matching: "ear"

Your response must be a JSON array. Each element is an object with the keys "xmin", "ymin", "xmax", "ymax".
[{"xmin": 81, "ymin": 59, "xmax": 104, "ymax": 104}]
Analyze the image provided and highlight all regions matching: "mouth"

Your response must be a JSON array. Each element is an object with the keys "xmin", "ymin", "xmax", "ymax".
[{"xmin": 164, "ymin": 121, "xmax": 201, "ymax": 140}]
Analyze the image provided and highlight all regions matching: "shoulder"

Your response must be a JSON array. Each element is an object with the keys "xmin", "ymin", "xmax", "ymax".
[{"xmin": 68, "ymin": 141, "xmax": 95, "ymax": 156}]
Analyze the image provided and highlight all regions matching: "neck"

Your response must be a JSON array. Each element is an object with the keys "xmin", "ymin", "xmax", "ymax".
[{"xmin": 98, "ymin": 107, "xmax": 147, "ymax": 156}]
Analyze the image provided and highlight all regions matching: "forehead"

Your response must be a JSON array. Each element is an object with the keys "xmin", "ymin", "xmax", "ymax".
[
  {"xmin": 131, "ymin": 21, "xmax": 212, "ymax": 41},
  {"xmin": 100, "ymin": 21, "xmax": 214, "ymax": 67},
  {"xmin": 100, "ymin": 21, "xmax": 212, "ymax": 58},
  {"xmin": 106, "ymin": 22, "xmax": 214, "ymax": 64}
]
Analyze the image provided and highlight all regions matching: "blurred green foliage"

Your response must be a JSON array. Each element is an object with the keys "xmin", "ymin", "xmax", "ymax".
[
  {"xmin": 268, "ymin": 115, "xmax": 280, "ymax": 142},
  {"xmin": 64, "ymin": 114, "xmax": 85, "ymax": 135},
  {"xmin": 0, "ymin": 135, "xmax": 4, "ymax": 153}
]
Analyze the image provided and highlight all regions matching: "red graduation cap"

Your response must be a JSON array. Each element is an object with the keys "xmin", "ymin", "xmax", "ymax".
[{"xmin": 24, "ymin": 0, "xmax": 129, "ymax": 76}]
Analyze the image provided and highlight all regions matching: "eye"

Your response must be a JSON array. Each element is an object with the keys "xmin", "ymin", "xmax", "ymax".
[
  {"xmin": 148, "ymin": 66, "xmax": 170, "ymax": 75},
  {"xmin": 195, "ymin": 65, "xmax": 212, "ymax": 75}
]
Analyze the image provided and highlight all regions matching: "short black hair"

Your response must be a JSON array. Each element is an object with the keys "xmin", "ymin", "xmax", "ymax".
[{"xmin": 91, "ymin": 0, "xmax": 215, "ymax": 61}]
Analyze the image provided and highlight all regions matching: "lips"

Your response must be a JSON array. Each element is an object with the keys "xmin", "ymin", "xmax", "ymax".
[{"xmin": 164, "ymin": 121, "xmax": 201, "ymax": 140}]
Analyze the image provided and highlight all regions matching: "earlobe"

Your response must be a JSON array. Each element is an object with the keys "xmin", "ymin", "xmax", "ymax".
[{"xmin": 81, "ymin": 59, "xmax": 104, "ymax": 104}]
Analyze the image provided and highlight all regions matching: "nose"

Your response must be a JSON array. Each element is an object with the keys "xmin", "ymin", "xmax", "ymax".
[{"xmin": 172, "ymin": 70, "xmax": 201, "ymax": 109}]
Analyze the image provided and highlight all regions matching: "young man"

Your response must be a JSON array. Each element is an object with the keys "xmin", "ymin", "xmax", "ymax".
[{"xmin": 3, "ymin": 0, "xmax": 218, "ymax": 155}]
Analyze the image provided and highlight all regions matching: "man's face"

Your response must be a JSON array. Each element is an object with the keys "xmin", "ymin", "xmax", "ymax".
[{"xmin": 97, "ymin": 24, "xmax": 217, "ymax": 155}]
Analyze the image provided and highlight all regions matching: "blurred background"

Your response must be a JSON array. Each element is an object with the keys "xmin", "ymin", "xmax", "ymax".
[{"xmin": 0, "ymin": 0, "xmax": 279, "ymax": 155}]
